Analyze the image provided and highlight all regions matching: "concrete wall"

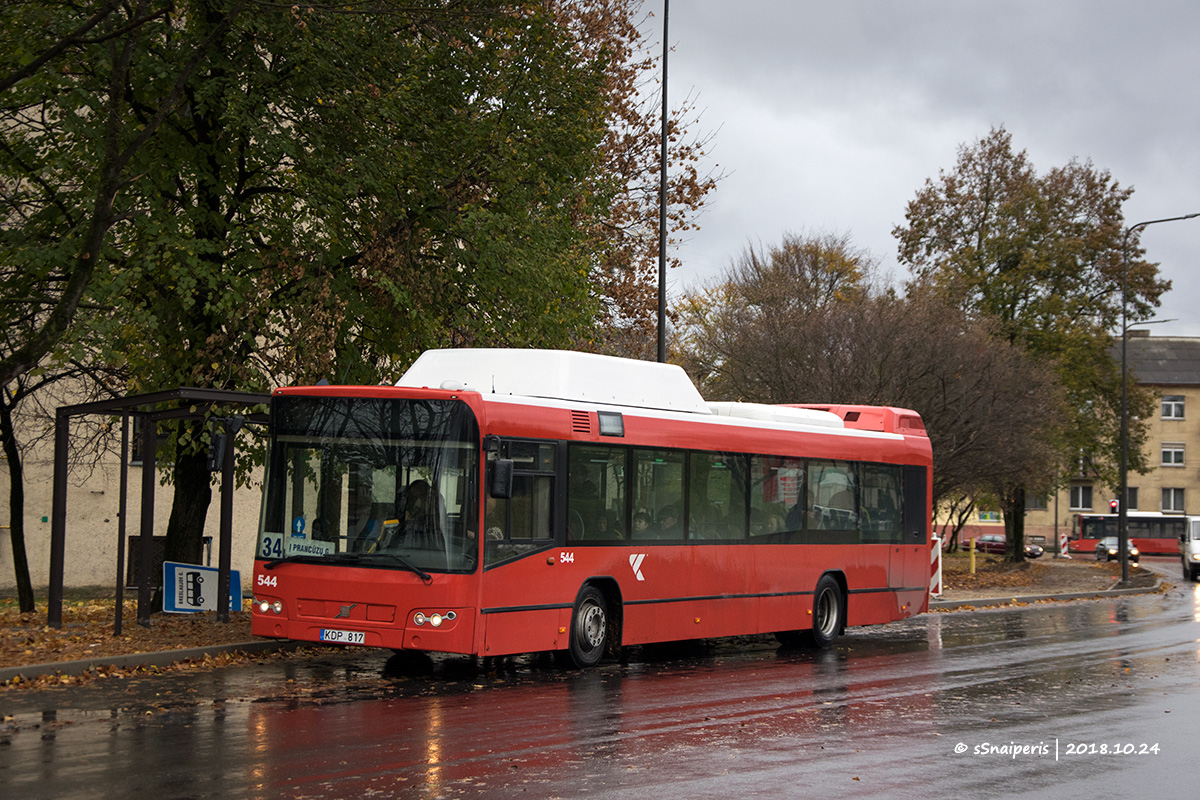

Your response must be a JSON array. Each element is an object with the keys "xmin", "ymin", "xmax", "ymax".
[{"xmin": 1, "ymin": 445, "xmax": 263, "ymax": 594}]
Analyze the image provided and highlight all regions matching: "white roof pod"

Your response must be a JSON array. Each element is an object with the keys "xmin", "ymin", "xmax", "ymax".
[
  {"xmin": 396, "ymin": 348, "xmax": 713, "ymax": 414},
  {"xmin": 706, "ymin": 401, "xmax": 843, "ymax": 429}
]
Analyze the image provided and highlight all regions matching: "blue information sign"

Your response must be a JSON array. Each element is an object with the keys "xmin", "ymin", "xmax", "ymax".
[{"xmin": 162, "ymin": 561, "xmax": 242, "ymax": 614}]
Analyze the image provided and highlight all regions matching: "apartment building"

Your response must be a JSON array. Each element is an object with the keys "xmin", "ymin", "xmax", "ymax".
[{"xmin": 1019, "ymin": 333, "xmax": 1200, "ymax": 550}]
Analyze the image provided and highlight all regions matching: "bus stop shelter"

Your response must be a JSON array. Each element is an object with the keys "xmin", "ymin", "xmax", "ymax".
[{"xmin": 47, "ymin": 388, "xmax": 271, "ymax": 632}]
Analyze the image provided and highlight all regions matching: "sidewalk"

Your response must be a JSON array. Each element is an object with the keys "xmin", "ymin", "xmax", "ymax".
[
  {"xmin": 928, "ymin": 575, "xmax": 1164, "ymax": 611},
  {"xmin": 0, "ymin": 638, "xmax": 305, "ymax": 684}
]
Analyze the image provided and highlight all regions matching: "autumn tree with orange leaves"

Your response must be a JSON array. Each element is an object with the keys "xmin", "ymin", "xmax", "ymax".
[{"xmin": 555, "ymin": 0, "xmax": 719, "ymax": 357}]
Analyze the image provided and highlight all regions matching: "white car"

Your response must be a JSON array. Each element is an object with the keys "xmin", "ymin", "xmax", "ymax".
[{"xmin": 1182, "ymin": 519, "xmax": 1200, "ymax": 582}]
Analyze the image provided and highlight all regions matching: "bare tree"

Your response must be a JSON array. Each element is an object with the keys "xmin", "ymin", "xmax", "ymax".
[{"xmin": 673, "ymin": 232, "xmax": 1068, "ymax": 521}]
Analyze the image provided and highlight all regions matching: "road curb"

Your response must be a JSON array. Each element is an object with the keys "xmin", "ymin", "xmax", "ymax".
[
  {"xmin": 928, "ymin": 577, "xmax": 1164, "ymax": 611},
  {"xmin": 0, "ymin": 639, "xmax": 305, "ymax": 683}
]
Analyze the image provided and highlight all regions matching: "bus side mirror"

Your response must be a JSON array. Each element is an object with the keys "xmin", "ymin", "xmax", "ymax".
[{"xmin": 490, "ymin": 459, "xmax": 514, "ymax": 500}]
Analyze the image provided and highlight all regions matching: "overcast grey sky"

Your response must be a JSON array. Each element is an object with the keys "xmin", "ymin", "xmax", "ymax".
[{"xmin": 647, "ymin": 0, "xmax": 1200, "ymax": 335}]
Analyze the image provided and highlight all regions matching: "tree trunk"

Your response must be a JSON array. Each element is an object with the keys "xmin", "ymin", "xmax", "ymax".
[
  {"xmin": 1002, "ymin": 485, "xmax": 1027, "ymax": 563},
  {"xmin": 164, "ymin": 422, "xmax": 212, "ymax": 566},
  {"xmin": 1, "ymin": 395, "xmax": 35, "ymax": 612}
]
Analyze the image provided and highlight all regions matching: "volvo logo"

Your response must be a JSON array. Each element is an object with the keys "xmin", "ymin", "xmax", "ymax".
[{"xmin": 335, "ymin": 603, "xmax": 358, "ymax": 619}]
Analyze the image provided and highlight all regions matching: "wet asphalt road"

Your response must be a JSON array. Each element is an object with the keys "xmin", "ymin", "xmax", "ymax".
[{"xmin": 3, "ymin": 558, "xmax": 1199, "ymax": 799}]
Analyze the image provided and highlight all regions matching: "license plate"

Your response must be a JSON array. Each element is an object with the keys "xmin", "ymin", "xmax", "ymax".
[{"xmin": 319, "ymin": 628, "xmax": 365, "ymax": 645}]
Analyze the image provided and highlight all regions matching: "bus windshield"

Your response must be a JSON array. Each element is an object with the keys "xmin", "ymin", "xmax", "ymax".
[{"xmin": 256, "ymin": 395, "xmax": 480, "ymax": 573}]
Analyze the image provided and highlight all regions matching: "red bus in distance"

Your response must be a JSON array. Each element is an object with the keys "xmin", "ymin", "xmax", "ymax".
[
  {"xmin": 251, "ymin": 349, "xmax": 934, "ymax": 667},
  {"xmin": 1072, "ymin": 512, "xmax": 1186, "ymax": 557}
]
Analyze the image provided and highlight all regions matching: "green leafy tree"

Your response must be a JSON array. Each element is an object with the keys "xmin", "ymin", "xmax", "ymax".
[
  {"xmin": 0, "ymin": 0, "xmax": 240, "ymax": 388},
  {"xmin": 893, "ymin": 127, "xmax": 1163, "ymax": 558},
  {"xmin": 3, "ymin": 1, "xmax": 712, "ymax": 580},
  {"xmin": 2, "ymin": 0, "xmax": 234, "ymax": 600},
  {"xmin": 4, "ymin": 1, "xmax": 622, "ymax": 568},
  {"xmin": 104, "ymin": 2, "xmax": 619, "ymax": 564}
]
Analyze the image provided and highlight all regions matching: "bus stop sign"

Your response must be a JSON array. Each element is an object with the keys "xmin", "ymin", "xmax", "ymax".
[{"xmin": 162, "ymin": 561, "xmax": 242, "ymax": 614}]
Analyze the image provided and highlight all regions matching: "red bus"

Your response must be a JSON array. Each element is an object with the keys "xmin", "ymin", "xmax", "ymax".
[
  {"xmin": 1072, "ymin": 512, "xmax": 1186, "ymax": 557},
  {"xmin": 251, "ymin": 349, "xmax": 933, "ymax": 667}
]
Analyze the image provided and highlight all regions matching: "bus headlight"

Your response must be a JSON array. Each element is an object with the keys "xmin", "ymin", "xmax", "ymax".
[
  {"xmin": 413, "ymin": 610, "xmax": 457, "ymax": 627},
  {"xmin": 255, "ymin": 598, "xmax": 283, "ymax": 614}
]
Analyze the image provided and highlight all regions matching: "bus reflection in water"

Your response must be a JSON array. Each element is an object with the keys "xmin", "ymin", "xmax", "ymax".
[{"xmin": 251, "ymin": 349, "xmax": 934, "ymax": 668}]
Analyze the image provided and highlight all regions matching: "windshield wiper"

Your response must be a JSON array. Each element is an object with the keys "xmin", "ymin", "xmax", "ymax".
[
  {"xmin": 262, "ymin": 551, "xmax": 432, "ymax": 583},
  {"xmin": 262, "ymin": 555, "xmax": 318, "ymax": 570},
  {"xmin": 366, "ymin": 552, "xmax": 433, "ymax": 583}
]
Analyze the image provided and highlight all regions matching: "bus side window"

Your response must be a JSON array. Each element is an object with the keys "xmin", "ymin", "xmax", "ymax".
[
  {"xmin": 809, "ymin": 460, "xmax": 858, "ymax": 532},
  {"xmin": 861, "ymin": 464, "xmax": 903, "ymax": 544},
  {"xmin": 688, "ymin": 452, "xmax": 747, "ymax": 540},
  {"xmin": 484, "ymin": 441, "xmax": 555, "ymax": 565},
  {"xmin": 749, "ymin": 455, "xmax": 804, "ymax": 539},
  {"xmin": 568, "ymin": 444, "xmax": 628, "ymax": 542},
  {"xmin": 632, "ymin": 448, "xmax": 685, "ymax": 540}
]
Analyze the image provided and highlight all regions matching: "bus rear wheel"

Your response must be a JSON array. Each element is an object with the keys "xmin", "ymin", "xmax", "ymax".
[
  {"xmin": 567, "ymin": 585, "xmax": 608, "ymax": 668},
  {"xmin": 807, "ymin": 575, "xmax": 844, "ymax": 649}
]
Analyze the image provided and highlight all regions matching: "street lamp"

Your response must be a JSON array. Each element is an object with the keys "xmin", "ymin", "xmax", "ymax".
[
  {"xmin": 656, "ymin": 0, "xmax": 670, "ymax": 363},
  {"xmin": 1118, "ymin": 213, "xmax": 1200, "ymax": 585}
]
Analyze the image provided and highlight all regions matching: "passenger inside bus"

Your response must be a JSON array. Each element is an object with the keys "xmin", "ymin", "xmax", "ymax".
[
  {"xmin": 348, "ymin": 485, "xmax": 393, "ymax": 552},
  {"xmin": 398, "ymin": 479, "xmax": 435, "ymax": 548},
  {"xmin": 592, "ymin": 512, "xmax": 622, "ymax": 539},
  {"xmin": 656, "ymin": 505, "xmax": 682, "ymax": 537}
]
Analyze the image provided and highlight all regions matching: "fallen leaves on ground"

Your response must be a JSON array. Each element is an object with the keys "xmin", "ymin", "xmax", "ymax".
[
  {"xmin": 0, "ymin": 597, "xmax": 295, "ymax": 691},
  {"xmin": 941, "ymin": 556, "xmax": 1157, "ymax": 595},
  {"xmin": 1, "ymin": 599, "xmax": 254, "ymax": 667}
]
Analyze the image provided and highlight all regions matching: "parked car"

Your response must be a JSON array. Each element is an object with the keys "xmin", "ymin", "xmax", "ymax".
[
  {"xmin": 1095, "ymin": 536, "xmax": 1139, "ymax": 564},
  {"xmin": 972, "ymin": 533, "xmax": 1044, "ymax": 558},
  {"xmin": 973, "ymin": 533, "xmax": 1006, "ymax": 554}
]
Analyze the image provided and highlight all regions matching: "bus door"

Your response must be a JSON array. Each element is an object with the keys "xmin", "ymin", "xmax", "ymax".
[
  {"xmin": 892, "ymin": 465, "xmax": 930, "ymax": 607},
  {"xmin": 479, "ymin": 439, "xmax": 563, "ymax": 655}
]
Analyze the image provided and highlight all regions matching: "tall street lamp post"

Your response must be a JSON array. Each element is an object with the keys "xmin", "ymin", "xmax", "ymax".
[
  {"xmin": 1119, "ymin": 213, "xmax": 1199, "ymax": 585},
  {"xmin": 656, "ymin": 0, "xmax": 669, "ymax": 363}
]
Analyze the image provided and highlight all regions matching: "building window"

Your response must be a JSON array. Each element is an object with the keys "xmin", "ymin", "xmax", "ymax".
[
  {"xmin": 1125, "ymin": 487, "xmax": 1139, "ymax": 511},
  {"xmin": 1162, "ymin": 488, "xmax": 1185, "ymax": 513},
  {"xmin": 1025, "ymin": 494, "xmax": 1048, "ymax": 511},
  {"xmin": 1070, "ymin": 485, "xmax": 1093, "ymax": 511},
  {"xmin": 1162, "ymin": 443, "xmax": 1185, "ymax": 467},
  {"xmin": 1162, "ymin": 395, "xmax": 1185, "ymax": 419}
]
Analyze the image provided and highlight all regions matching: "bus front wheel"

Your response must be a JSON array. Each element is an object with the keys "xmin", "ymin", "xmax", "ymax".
[{"xmin": 567, "ymin": 585, "xmax": 608, "ymax": 668}]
